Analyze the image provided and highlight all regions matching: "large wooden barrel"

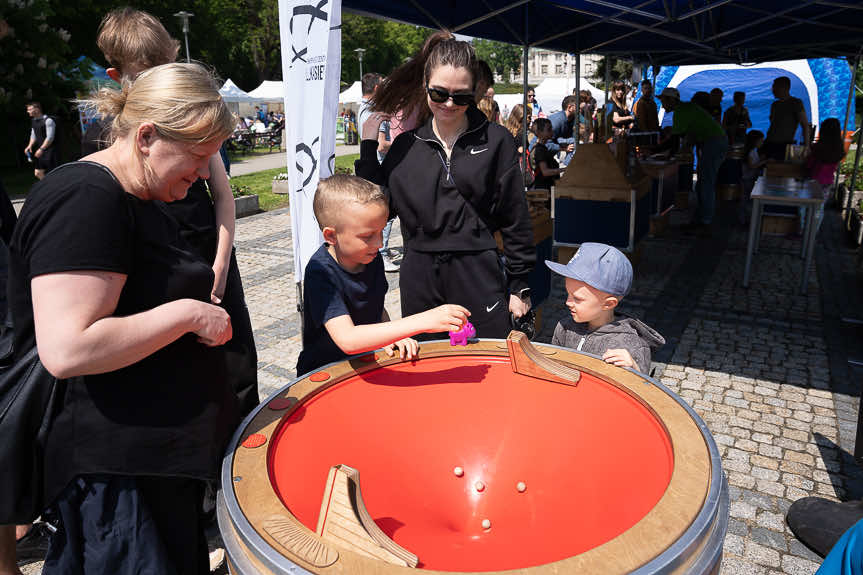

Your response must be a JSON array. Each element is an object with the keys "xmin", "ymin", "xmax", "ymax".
[{"xmin": 219, "ymin": 337, "xmax": 729, "ymax": 575}]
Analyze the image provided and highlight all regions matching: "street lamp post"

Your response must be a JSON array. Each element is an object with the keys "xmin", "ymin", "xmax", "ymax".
[
  {"xmin": 354, "ymin": 48, "xmax": 366, "ymax": 80},
  {"xmin": 174, "ymin": 11, "xmax": 194, "ymax": 63}
]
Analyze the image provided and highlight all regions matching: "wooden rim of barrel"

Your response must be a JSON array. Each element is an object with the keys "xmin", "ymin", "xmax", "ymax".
[{"xmin": 221, "ymin": 339, "xmax": 725, "ymax": 574}]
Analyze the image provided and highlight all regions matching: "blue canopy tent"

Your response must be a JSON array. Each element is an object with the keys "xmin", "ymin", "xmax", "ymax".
[{"xmin": 341, "ymin": 1, "xmax": 863, "ymax": 65}]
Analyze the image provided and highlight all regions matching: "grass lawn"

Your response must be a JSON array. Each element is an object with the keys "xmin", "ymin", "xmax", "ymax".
[
  {"xmin": 230, "ymin": 153, "xmax": 358, "ymax": 212},
  {"xmin": 0, "ymin": 166, "xmax": 38, "ymax": 199}
]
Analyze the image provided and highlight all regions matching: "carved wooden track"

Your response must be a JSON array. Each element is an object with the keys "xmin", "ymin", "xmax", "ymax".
[{"xmin": 507, "ymin": 330, "xmax": 582, "ymax": 386}]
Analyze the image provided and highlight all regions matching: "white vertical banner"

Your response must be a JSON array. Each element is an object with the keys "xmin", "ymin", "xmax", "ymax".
[{"xmin": 279, "ymin": 0, "xmax": 342, "ymax": 284}]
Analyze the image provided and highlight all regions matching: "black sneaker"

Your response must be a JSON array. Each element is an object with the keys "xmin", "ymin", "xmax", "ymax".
[
  {"xmin": 786, "ymin": 497, "xmax": 863, "ymax": 558},
  {"xmin": 16, "ymin": 522, "xmax": 53, "ymax": 564}
]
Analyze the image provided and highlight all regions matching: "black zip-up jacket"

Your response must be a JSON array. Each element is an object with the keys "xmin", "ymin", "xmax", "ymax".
[{"xmin": 355, "ymin": 106, "xmax": 535, "ymax": 293}]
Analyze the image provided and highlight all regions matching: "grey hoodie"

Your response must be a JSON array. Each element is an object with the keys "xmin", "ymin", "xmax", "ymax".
[{"xmin": 550, "ymin": 314, "xmax": 665, "ymax": 374}]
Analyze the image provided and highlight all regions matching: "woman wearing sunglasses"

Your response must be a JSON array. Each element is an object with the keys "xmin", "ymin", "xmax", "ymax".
[{"xmin": 356, "ymin": 32, "xmax": 535, "ymax": 339}]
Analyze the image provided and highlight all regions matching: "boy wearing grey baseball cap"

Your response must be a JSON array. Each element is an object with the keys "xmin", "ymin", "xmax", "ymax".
[{"xmin": 545, "ymin": 243, "xmax": 664, "ymax": 373}]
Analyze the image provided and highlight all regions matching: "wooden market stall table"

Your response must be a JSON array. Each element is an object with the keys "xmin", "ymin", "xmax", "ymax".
[
  {"xmin": 743, "ymin": 176, "xmax": 825, "ymax": 294},
  {"xmin": 218, "ymin": 332, "xmax": 729, "ymax": 575},
  {"xmin": 553, "ymin": 144, "xmax": 651, "ymax": 260}
]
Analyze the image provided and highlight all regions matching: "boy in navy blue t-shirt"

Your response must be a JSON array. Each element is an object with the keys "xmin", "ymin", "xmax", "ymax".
[{"xmin": 296, "ymin": 175, "xmax": 470, "ymax": 375}]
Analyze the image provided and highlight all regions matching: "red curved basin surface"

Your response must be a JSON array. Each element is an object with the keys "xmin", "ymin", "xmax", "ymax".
[{"xmin": 269, "ymin": 355, "xmax": 673, "ymax": 571}]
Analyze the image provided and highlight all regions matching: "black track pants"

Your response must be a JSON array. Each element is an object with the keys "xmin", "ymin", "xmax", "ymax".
[{"xmin": 399, "ymin": 248, "xmax": 512, "ymax": 340}]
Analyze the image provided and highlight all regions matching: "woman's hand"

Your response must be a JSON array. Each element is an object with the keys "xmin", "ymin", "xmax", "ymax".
[
  {"xmin": 602, "ymin": 348, "xmax": 636, "ymax": 369},
  {"xmin": 384, "ymin": 337, "xmax": 419, "ymax": 360},
  {"xmin": 420, "ymin": 304, "xmax": 471, "ymax": 333},
  {"xmin": 509, "ymin": 294, "xmax": 531, "ymax": 319},
  {"xmin": 362, "ymin": 112, "xmax": 390, "ymax": 141},
  {"xmin": 192, "ymin": 301, "xmax": 233, "ymax": 346}
]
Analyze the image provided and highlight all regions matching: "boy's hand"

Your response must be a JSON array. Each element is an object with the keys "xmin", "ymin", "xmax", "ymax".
[
  {"xmin": 421, "ymin": 304, "xmax": 470, "ymax": 333},
  {"xmin": 384, "ymin": 337, "xmax": 419, "ymax": 360},
  {"xmin": 602, "ymin": 348, "xmax": 636, "ymax": 369}
]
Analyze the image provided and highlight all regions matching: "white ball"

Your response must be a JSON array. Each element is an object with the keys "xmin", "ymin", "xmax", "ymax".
[
  {"xmin": 475, "ymin": 481, "xmax": 485, "ymax": 492},
  {"xmin": 454, "ymin": 467, "xmax": 464, "ymax": 477},
  {"xmin": 516, "ymin": 481, "xmax": 527, "ymax": 492},
  {"xmin": 481, "ymin": 519, "xmax": 491, "ymax": 529}
]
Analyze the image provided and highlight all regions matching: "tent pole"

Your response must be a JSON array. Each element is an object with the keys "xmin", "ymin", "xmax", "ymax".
[
  {"xmin": 522, "ymin": 3, "xmax": 530, "ymax": 189},
  {"xmin": 840, "ymin": 54, "xmax": 860, "ymax": 224},
  {"xmin": 849, "ymin": 128, "xmax": 862, "ymax": 200},
  {"xmin": 575, "ymin": 53, "xmax": 581, "ymax": 150}
]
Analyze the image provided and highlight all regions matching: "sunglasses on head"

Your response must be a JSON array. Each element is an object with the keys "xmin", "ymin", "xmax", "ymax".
[{"xmin": 426, "ymin": 86, "xmax": 475, "ymax": 107}]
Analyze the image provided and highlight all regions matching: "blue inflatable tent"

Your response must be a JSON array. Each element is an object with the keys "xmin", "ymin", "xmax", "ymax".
[{"xmin": 645, "ymin": 58, "xmax": 855, "ymax": 140}]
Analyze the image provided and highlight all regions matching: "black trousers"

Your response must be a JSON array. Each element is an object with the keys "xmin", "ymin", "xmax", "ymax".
[
  {"xmin": 43, "ymin": 475, "xmax": 208, "ymax": 575},
  {"xmin": 400, "ymin": 248, "xmax": 512, "ymax": 340}
]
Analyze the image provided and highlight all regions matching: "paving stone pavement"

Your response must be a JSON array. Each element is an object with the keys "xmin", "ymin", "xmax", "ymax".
[{"xmin": 20, "ymin": 200, "xmax": 863, "ymax": 574}]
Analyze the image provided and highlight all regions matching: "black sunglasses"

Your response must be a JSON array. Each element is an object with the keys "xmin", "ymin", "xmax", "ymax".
[{"xmin": 427, "ymin": 86, "xmax": 475, "ymax": 107}]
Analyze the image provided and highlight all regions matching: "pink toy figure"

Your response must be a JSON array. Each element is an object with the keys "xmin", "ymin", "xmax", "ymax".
[{"xmin": 449, "ymin": 321, "xmax": 476, "ymax": 346}]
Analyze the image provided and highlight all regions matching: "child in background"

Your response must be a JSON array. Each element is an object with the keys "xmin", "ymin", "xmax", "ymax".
[
  {"xmin": 297, "ymin": 175, "xmax": 471, "ymax": 375},
  {"xmin": 546, "ymin": 243, "xmax": 664, "ymax": 374},
  {"xmin": 808, "ymin": 118, "xmax": 845, "ymax": 189},
  {"xmin": 800, "ymin": 118, "xmax": 846, "ymax": 232},
  {"xmin": 530, "ymin": 118, "xmax": 565, "ymax": 190}
]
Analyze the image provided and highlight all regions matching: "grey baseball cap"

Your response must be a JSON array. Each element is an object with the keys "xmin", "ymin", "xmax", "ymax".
[{"xmin": 545, "ymin": 243, "xmax": 633, "ymax": 298}]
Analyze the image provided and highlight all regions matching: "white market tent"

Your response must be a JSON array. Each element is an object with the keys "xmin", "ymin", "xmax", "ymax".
[
  {"xmin": 248, "ymin": 80, "xmax": 285, "ymax": 103},
  {"xmin": 218, "ymin": 79, "xmax": 259, "ymax": 103},
  {"xmin": 534, "ymin": 77, "xmax": 606, "ymax": 115},
  {"xmin": 339, "ymin": 81, "xmax": 363, "ymax": 104}
]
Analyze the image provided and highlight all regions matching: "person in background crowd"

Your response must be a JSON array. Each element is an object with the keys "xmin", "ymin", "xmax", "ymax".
[
  {"xmin": 485, "ymin": 86, "xmax": 501, "ymax": 124},
  {"xmin": 23, "ymin": 102, "xmax": 59, "ymax": 181},
  {"xmin": 691, "ymin": 91, "xmax": 711, "ymax": 112},
  {"xmin": 547, "ymin": 95, "xmax": 578, "ymax": 165},
  {"xmin": 474, "ymin": 60, "xmax": 494, "ymax": 105},
  {"xmin": 358, "ymin": 31, "xmax": 535, "ymax": 339},
  {"xmin": 358, "ymin": 72, "xmax": 398, "ymax": 272},
  {"xmin": 764, "ymin": 75, "xmax": 810, "ymax": 161},
  {"xmin": 634, "ymin": 79, "xmax": 659, "ymax": 132},
  {"xmin": 478, "ymin": 97, "xmax": 496, "ymax": 123},
  {"xmin": 722, "ymin": 91, "xmax": 752, "ymax": 145},
  {"xmin": 658, "ymin": 87, "xmax": 728, "ymax": 237},
  {"xmin": 530, "ymin": 118, "xmax": 564, "ymax": 190},
  {"xmin": 607, "ymin": 80, "xmax": 635, "ymax": 137},
  {"xmin": 527, "ymin": 88, "xmax": 542, "ymax": 116},
  {"xmin": 708, "ymin": 88, "xmax": 724, "ymax": 125},
  {"xmin": 578, "ymin": 90, "xmax": 595, "ymax": 143},
  {"xmin": 505, "ymin": 104, "xmax": 532, "ymax": 180}
]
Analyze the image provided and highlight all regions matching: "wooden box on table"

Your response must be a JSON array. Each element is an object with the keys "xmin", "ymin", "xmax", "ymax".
[{"xmin": 553, "ymin": 144, "xmax": 650, "ymax": 260}]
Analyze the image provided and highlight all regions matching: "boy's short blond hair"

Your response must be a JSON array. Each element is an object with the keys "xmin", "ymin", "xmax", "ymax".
[
  {"xmin": 97, "ymin": 7, "xmax": 179, "ymax": 74},
  {"xmin": 314, "ymin": 175, "xmax": 386, "ymax": 229}
]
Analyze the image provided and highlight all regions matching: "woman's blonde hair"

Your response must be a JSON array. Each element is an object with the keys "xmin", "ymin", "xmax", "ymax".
[
  {"xmin": 478, "ymin": 97, "xmax": 495, "ymax": 123},
  {"xmin": 82, "ymin": 62, "xmax": 234, "ymax": 146}
]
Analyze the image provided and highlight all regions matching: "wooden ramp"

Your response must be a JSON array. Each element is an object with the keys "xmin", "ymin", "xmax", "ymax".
[{"xmin": 316, "ymin": 465, "xmax": 418, "ymax": 567}]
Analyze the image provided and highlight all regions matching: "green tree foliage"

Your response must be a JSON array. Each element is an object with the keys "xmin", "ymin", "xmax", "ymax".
[
  {"xmin": 593, "ymin": 56, "xmax": 634, "ymax": 88},
  {"xmin": 340, "ymin": 13, "xmax": 432, "ymax": 85},
  {"xmin": 1, "ymin": 0, "xmax": 92, "ymax": 165},
  {"xmin": 472, "ymin": 38, "xmax": 522, "ymax": 81}
]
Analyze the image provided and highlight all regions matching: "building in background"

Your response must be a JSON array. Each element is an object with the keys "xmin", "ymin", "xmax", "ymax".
[{"xmin": 521, "ymin": 49, "xmax": 602, "ymax": 84}]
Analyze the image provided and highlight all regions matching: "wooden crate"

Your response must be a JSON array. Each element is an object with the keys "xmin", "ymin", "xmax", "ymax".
[
  {"xmin": 761, "ymin": 213, "xmax": 799, "ymax": 235},
  {"xmin": 765, "ymin": 163, "xmax": 806, "ymax": 179}
]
